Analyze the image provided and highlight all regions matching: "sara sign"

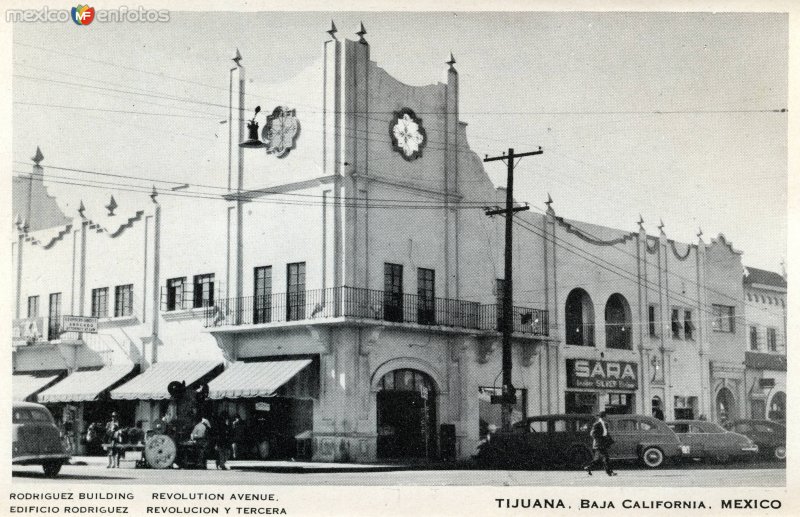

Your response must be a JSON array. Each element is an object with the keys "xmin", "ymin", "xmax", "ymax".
[
  {"xmin": 61, "ymin": 315, "xmax": 98, "ymax": 334},
  {"xmin": 566, "ymin": 359, "xmax": 638, "ymax": 390}
]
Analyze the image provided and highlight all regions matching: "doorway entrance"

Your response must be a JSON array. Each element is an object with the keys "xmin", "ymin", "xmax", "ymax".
[
  {"xmin": 716, "ymin": 387, "xmax": 736, "ymax": 423},
  {"xmin": 376, "ymin": 369, "xmax": 437, "ymax": 460}
]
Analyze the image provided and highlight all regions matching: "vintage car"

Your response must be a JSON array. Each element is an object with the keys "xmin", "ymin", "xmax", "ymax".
[
  {"xmin": 667, "ymin": 420, "xmax": 758, "ymax": 462},
  {"xmin": 722, "ymin": 419, "xmax": 786, "ymax": 461},
  {"xmin": 12, "ymin": 401, "xmax": 70, "ymax": 477},
  {"xmin": 475, "ymin": 413, "xmax": 688, "ymax": 469}
]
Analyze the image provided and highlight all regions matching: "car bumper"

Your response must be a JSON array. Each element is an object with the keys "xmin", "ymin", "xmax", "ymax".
[{"xmin": 13, "ymin": 454, "xmax": 70, "ymax": 465}]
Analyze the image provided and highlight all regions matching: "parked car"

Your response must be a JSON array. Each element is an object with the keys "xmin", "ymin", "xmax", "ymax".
[
  {"xmin": 667, "ymin": 420, "xmax": 758, "ymax": 462},
  {"xmin": 12, "ymin": 401, "xmax": 71, "ymax": 477},
  {"xmin": 722, "ymin": 419, "xmax": 786, "ymax": 461},
  {"xmin": 475, "ymin": 413, "xmax": 688, "ymax": 469}
]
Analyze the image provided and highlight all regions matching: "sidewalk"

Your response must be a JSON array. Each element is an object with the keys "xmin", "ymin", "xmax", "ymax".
[{"xmin": 69, "ymin": 455, "xmax": 471, "ymax": 473}]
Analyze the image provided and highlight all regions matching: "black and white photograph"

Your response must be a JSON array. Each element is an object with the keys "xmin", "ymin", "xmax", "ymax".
[{"xmin": 4, "ymin": 1, "xmax": 795, "ymax": 515}]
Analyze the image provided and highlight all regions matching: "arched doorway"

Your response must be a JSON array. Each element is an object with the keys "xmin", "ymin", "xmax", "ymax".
[
  {"xmin": 716, "ymin": 387, "xmax": 736, "ymax": 423},
  {"xmin": 565, "ymin": 288, "xmax": 595, "ymax": 346},
  {"xmin": 768, "ymin": 391, "xmax": 786, "ymax": 422},
  {"xmin": 605, "ymin": 293, "xmax": 632, "ymax": 349},
  {"xmin": 376, "ymin": 369, "xmax": 437, "ymax": 460}
]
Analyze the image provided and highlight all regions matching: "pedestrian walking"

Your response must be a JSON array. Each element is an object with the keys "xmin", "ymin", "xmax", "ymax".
[
  {"xmin": 215, "ymin": 416, "xmax": 232, "ymax": 470},
  {"xmin": 583, "ymin": 411, "xmax": 617, "ymax": 476},
  {"xmin": 105, "ymin": 411, "xmax": 121, "ymax": 468},
  {"xmin": 190, "ymin": 416, "xmax": 212, "ymax": 469},
  {"xmin": 231, "ymin": 415, "xmax": 246, "ymax": 460}
]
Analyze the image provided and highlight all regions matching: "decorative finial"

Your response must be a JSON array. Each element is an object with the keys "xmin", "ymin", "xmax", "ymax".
[
  {"xmin": 32, "ymin": 146, "xmax": 44, "ymax": 165},
  {"xmin": 232, "ymin": 48, "xmax": 242, "ymax": 65},
  {"xmin": 637, "ymin": 214, "xmax": 644, "ymax": 230},
  {"xmin": 697, "ymin": 227, "xmax": 703, "ymax": 239},
  {"xmin": 658, "ymin": 219, "xmax": 665, "ymax": 232},
  {"xmin": 327, "ymin": 20, "xmax": 338, "ymax": 39},
  {"xmin": 356, "ymin": 22, "xmax": 367, "ymax": 43},
  {"xmin": 545, "ymin": 193, "xmax": 553, "ymax": 207},
  {"xmin": 150, "ymin": 185, "xmax": 158, "ymax": 202},
  {"xmin": 105, "ymin": 195, "xmax": 118, "ymax": 216},
  {"xmin": 14, "ymin": 213, "xmax": 22, "ymax": 229},
  {"xmin": 22, "ymin": 217, "xmax": 30, "ymax": 232},
  {"xmin": 78, "ymin": 200, "xmax": 86, "ymax": 218},
  {"xmin": 447, "ymin": 52, "xmax": 456, "ymax": 68}
]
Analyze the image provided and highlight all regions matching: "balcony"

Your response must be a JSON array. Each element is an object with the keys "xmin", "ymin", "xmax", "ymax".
[{"xmin": 202, "ymin": 286, "xmax": 548, "ymax": 336}]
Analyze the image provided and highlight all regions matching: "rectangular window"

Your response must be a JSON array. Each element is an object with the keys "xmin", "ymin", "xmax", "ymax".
[
  {"xmin": 91, "ymin": 287, "xmax": 109, "ymax": 318},
  {"xmin": 383, "ymin": 263, "xmax": 404, "ymax": 323},
  {"xmin": 684, "ymin": 310, "xmax": 695, "ymax": 340},
  {"xmin": 648, "ymin": 304, "xmax": 657, "ymax": 337},
  {"xmin": 767, "ymin": 328, "xmax": 777, "ymax": 352},
  {"xmin": 166, "ymin": 277, "xmax": 185, "ymax": 311},
  {"xmin": 671, "ymin": 308, "xmax": 682, "ymax": 339},
  {"xmin": 193, "ymin": 274, "xmax": 215, "ymax": 309},
  {"xmin": 27, "ymin": 295, "xmax": 39, "ymax": 318},
  {"xmin": 286, "ymin": 262, "xmax": 306, "ymax": 321},
  {"xmin": 48, "ymin": 293, "xmax": 62, "ymax": 340},
  {"xmin": 114, "ymin": 284, "xmax": 134, "ymax": 317},
  {"xmin": 750, "ymin": 326, "xmax": 759, "ymax": 351},
  {"xmin": 417, "ymin": 268, "xmax": 435, "ymax": 325},
  {"xmin": 711, "ymin": 304, "xmax": 735, "ymax": 333},
  {"xmin": 254, "ymin": 266, "xmax": 273, "ymax": 324}
]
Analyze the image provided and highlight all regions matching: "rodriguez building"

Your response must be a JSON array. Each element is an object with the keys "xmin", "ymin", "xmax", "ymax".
[{"xmin": 11, "ymin": 24, "xmax": 756, "ymax": 462}]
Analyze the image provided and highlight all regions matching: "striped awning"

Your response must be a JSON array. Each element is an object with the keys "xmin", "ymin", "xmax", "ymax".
[
  {"xmin": 12, "ymin": 373, "xmax": 62, "ymax": 401},
  {"xmin": 208, "ymin": 359, "xmax": 312, "ymax": 400},
  {"xmin": 110, "ymin": 361, "xmax": 222, "ymax": 400},
  {"xmin": 37, "ymin": 365, "xmax": 136, "ymax": 403}
]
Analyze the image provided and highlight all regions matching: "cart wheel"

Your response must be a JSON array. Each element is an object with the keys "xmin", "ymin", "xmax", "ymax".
[{"xmin": 145, "ymin": 434, "xmax": 177, "ymax": 469}]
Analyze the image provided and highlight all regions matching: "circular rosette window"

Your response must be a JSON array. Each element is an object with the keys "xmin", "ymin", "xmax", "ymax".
[
  {"xmin": 262, "ymin": 106, "xmax": 300, "ymax": 158},
  {"xmin": 390, "ymin": 108, "xmax": 427, "ymax": 161}
]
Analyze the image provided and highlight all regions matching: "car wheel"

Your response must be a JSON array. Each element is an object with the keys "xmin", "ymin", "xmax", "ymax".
[
  {"xmin": 641, "ymin": 447, "xmax": 664, "ymax": 468},
  {"xmin": 42, "ymin": 461, "xmax": 62, "ymax": 477},
  {"xmin": 773, "ymin": 445, "xmax": 786, "ymax": 461},
  {"xmin": 569, "ymin": 446, "xmax": 593, "ymax": 470}
]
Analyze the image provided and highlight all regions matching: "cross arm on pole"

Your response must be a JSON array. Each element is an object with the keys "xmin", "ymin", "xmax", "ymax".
[{"xmin": 484, "ymin": 205, "xmax": 530, "ymax": 217}]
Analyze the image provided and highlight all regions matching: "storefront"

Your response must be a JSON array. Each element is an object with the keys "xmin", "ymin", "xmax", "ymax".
[
  {"xmin": 207, "ymin": 357, "xmax": 318, "ymax": 460},
  {"xmin": 565, "ymin": 359, "xmax": 638, "ymax": 415},
  {"xmin": 36, "ymin": 364, "xmax": 139, "ymax": 454}
]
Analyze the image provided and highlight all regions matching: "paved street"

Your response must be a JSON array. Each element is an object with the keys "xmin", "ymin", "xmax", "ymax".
[{"xmin": 12, "ymin": 461, "xmax": 784, "ymax": 486}]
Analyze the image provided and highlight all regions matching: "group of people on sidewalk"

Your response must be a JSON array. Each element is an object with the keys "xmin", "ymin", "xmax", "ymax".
[{"xmin": 191, "ymin": 414, "xmax": 247, "ymax": 469}]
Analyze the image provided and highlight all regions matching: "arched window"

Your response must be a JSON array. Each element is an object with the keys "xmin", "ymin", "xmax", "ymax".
[
  {"xmin": 565, "ymin": 288, "xmax": 595, "ymax": 346},
  {"xmin": 716, "ymin": 387, "xmax": 736, "ymax": 423},
  {"xmin": 605, "ymin": 293, "xmax": 632, "ymax": 349},
  {"xmin": 769, "ymin": 392, "xmax": 786, "ymax": 422}
]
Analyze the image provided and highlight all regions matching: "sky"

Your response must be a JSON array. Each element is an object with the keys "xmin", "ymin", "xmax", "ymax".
[{"xmin": 11, "ymin": 11, "xmax": 788, "ymax": 271}]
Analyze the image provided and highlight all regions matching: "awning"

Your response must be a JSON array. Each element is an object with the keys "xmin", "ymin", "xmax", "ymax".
[
  {"xmin": 208, "ymin": 359, "xmax": 312, "ymax": 400},
  {"xmin": 13, "ymin": 373, "xmax": 62, "ymax": 401},
  {"xmin": 110, "ymin": 361, "xmax": 222, "ymax": 400},
  {"xmin": 37, "ymin": 365, "xmax": 137, "ymax": 403}
]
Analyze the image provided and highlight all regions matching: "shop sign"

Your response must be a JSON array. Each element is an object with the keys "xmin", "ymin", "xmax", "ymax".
[
  {"xmin": 255, "ymin": 402, "xmax": 271, "ymax": 412},
  {"xmin": 61, "ymin": 315, "xmax": 98, "ymax": 333},
  {"xmin": 12, "ymin": 317, "xmax": 44, "ymax": 344},
  {"xmin": 566, "ymin": 359, "xmax": 638, "ymax": 390}
]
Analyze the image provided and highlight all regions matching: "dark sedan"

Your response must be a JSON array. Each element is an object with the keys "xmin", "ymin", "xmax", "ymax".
[
  {"xmin": 667, "ymin": 420, "xmax": 758, "ymax": 462},
  {"xmin": 722, "ymin": 419, "xmax": 786, "ymax": 461},
  {"xmin": 475, "ymin": 414, "xmax": 687, "ymax": 469}
]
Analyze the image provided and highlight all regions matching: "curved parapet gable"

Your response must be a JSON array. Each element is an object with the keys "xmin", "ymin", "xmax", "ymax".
[
  {"xmin": 554, "ymin": 216, "xmax": 637, "ymax": 247},
  {"xmin": 107, "ymin": 210, "xmax": 145, "ymax": 238},
  {"xmin": 709, "ymin": 233, "xmax": 743, "ymax": 256}
]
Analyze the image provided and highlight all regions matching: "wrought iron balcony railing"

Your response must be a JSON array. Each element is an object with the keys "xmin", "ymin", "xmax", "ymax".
[{"xmin": 202, "ymin": 286, "xmax": 548, "ymax": 336}]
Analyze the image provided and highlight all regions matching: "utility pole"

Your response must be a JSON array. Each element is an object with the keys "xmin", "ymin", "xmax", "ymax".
[{"xmin": 484, "ymin": 147, "xmax": 543, "ymax": 432}]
